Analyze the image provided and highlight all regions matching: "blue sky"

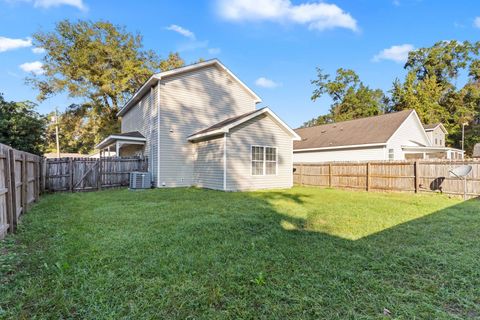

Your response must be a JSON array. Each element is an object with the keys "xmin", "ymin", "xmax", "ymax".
[{"xmin": 1, "ymin": 0, "xmax": 479, "ymax": 128}]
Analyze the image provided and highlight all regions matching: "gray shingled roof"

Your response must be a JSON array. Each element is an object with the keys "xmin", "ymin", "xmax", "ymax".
[
  {"xmin": 114, "ymin": 131, "xmax": 145, "ymax": 138},
  {"xmin": 423, "ymin": 123, "xmax": 440, "ymax": 130},
  {"xmin": 188, "ymin": 108, "xmax": 266, "ymax": 137},
  {"xmin": 294, "ymin": 110, "xmax": 414, "ymax": 150}
]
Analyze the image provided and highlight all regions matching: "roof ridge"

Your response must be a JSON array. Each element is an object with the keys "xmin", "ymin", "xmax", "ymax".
[{"xmin": 296, "ymin": 109, "xmax": 414, "ymax": 131}]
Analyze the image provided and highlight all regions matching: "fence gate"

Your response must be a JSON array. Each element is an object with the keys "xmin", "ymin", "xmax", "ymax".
[
  {"xmin": 72, "ymin": 159, "xmax": 100, "ymax": 191},
  {"xmin": 45, "ymin": 157, "xmax": 147, "ymax": 192}
]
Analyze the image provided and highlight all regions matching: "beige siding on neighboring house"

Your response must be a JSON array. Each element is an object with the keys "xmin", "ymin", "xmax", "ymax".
[
  {"xmin": 425, "ymin": 127, "xmax": 446, "ymax": 147},
  {"xmin": 193, "ymin": 137, "xmax": 224, "ymax": 190},
  {"xmin": 159, "ymin": 65, "xmax": 257, "ymax": 187},
  {"xmin": 293, "ymin": 146, "xmax": 386, "ymax": 163},
  {"xmin": 226, "ymin": 114, "xmax": 293, "ymax": 191}
]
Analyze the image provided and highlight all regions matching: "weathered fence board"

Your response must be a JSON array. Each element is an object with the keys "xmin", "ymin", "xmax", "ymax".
[
  {"xmin": 0, "ymin": 143, "xmax": 42, "ymax": 239},
  {"xmin": 294, "ymin": 160, "xmax": 480, "ymax": 198},
  {"xmin": 45, "ymin": 157, "xmax": 147, "ymax": 192}
]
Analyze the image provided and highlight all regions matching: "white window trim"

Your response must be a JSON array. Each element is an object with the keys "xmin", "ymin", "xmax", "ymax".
[
  {"xmin": 251, "ymin": 145, "xmax": 278, "ymax": 176},
  {"xmin": 388, "ymin": 148, "xmax": 395, "ymax": 160}
]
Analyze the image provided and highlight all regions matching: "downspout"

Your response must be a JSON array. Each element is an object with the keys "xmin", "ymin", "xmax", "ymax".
[
  {"xmin": 223, "ymin": 133, "xmax": 227, "ymax": 191},
  {"xmin": 157, "ymin": 82, "xmax": 161, "ymax": 187}
]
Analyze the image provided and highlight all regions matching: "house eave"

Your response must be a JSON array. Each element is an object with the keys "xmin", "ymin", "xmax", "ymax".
[
  {"xmin": 187, "ymin": 108, "xmax": 300, "ymax": 142},
  {"xmin": 95, "ymin": 135, "xmax": 147, "ymax": 150},
  {"xmin": 294, "ymin": 143, "xmax": 387, "ymax": 153}
]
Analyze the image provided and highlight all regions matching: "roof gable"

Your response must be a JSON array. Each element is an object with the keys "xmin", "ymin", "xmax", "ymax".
[
  {"xmin": 118, "ymin": 59, "xmax": 261, "ymax": 116},
  {"xmin": 188, "ymin": 108, "xmax": 300, "ymax": 141},
  {"xmin": 294, "ymin": 110, "xmax": 414, "ymax": 151}
]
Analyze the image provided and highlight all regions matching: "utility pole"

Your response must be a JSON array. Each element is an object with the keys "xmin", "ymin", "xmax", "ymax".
[
  {"xmin": 52, "ymin": 108, "xmax": 60, "ymax": 158},
  {"xmin": 461, "ymin": 122, "xmax": 468, "ymax": 159}
]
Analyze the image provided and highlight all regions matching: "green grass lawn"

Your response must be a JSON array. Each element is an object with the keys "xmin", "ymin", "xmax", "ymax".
[{"xmin": 1, "ymin": 187, "xmax": 479, "ymax": 319}]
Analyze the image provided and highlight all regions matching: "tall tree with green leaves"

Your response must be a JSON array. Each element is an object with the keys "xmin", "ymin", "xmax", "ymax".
[
  {"xmin": 28, "ymin": 20, "xmax": 185, "ymax": 153},
  {"xmin": 392, "ymin": 40, "xmax": 480, "ymax": 153},
  {"xmin": 0, "ymin": 94, "xmax": 46, "ymax": 155},
  {"xmin": 304, "ymin": 68, "xmax": 386, "ymax": 127}
]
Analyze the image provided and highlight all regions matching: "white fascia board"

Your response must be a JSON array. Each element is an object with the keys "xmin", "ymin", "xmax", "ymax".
[
  {"xmin": 117, "ymin": 75, "xmax": 160, "ymax": 116},
  {"xmin": 95, "ymin": 135, "xmax": 146, "ymax": 149},
  {"xmin": 188, "ymin": 108, "xmax": 300, "ymax": 142},
  {"xmin": 119, "ymin": 60, "xmax": 262, "ymax": 117},
  {"xmin": 187, "ymin": 129, "xmax": 227, "ymax": 142},
  {"xmin": 386, "ymin": 110, "xmax": 431, "ymax": 146},
  {"xmin": 294, "ymin": 143, "xmax": 387, "ymax": 153},
  {"xmin": 223, "ymin": 108, "xmax": 300, "ymax": 140},
  {"xmin": 402, "ymin": 146, "xmax": 464, "ymax": 153}
]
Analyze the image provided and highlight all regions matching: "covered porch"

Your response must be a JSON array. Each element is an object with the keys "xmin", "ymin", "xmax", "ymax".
[
  {"xmin": 95, "ymin": 131, "xmax": 146, "ymax": 157},
  {"xmin": 402, "ymin": 146, "xmax": 464, "ymax": 160}
]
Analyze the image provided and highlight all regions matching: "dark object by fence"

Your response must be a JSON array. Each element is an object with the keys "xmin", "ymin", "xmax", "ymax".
[{"xmin": 294, "ymin": 160, "xmax": 480, "ymax": 199}]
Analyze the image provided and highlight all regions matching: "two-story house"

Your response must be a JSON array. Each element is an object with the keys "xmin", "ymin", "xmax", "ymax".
[{"xmin": 95, "ymin": 60, "xmax": 300, "ymax": 191}]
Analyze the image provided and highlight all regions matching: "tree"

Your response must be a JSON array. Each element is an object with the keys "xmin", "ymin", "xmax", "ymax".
[
  {"xmin": 29, "ymin": 20, "xmax": 185, "ymax": 153},
  {"xmin": 392, "ymin": 40, "xmax": 480, "ymax": 152},
  {"xmin": 0, "ymin": 94, "xmax": 46, "ymax": 155},
  {"xmin": 305, "ymin": 68, "xmax": 386, "ymax": 127}
]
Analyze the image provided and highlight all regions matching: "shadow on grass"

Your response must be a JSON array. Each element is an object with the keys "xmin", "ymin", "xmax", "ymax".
[{"xmin": 1, "ymin": 187, "xmax": 479, "ymax": 319}]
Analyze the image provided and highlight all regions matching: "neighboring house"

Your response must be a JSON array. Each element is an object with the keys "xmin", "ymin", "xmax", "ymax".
[
  {"xmin": 293, "ymin": 110, "xmax": 464, "ymax": 163},
  {"xmin": 88, "ymin": 150, "xmax": 116, "ymax": 158},
  {"xmin": 423, "ymin": 123, "xmax": 447, "ymax": 147},
  {"xmin": 95, "ymin": 59, "xmax": 300, "ymax": 191},
  {"xmin": 44, "ymin": 152, "xmax": 87, "ymax": 158},
  {"xmin": 473, "ymin": 143, "xmax": 480, "ymax": 159}
]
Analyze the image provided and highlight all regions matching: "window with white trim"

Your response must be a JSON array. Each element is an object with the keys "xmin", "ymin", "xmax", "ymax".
[
  {"xmin": 251, "ymin": 146, "xmax": 277, "ymax": 175},
  {"xmin": 388, "ymin": 148, "xmax": 394, "ymax": 160}
]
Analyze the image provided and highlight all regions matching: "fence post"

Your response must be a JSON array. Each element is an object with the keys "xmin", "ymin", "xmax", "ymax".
[
  {"xmin": 299, "ymin": 165, "xmax": 303, "ymax": 185},
  {"xmin": 8, "ymin": 149, "xmax": 17, "ymax": 230},
  {"xmin": 33, "ymin": 157, "xmax": 39, "ymax": 202},
  {"xmin": 69, "ymin": 158, "xmax": 74, "ymax": 192},
  {"xmin": 21, "ymin": 153, "xmax": 27, "ymax": 214},
  {"xmin": 97, "ymin": 158, "xmax": 102, "ymax": 191},
  {"xmin": 5, "ymin": 148, "xmax": 14, "ymax": 233},
  {"xmin": 414, "ymin": 161, "xmax": 418, "ymax": 193},
  {"xmin": 328, "ymin": 163, "xmax": 332, "ymax": 188},
  {"xmin": 366, "ymin": 162, "xmax": 370, "ymax": 191}
]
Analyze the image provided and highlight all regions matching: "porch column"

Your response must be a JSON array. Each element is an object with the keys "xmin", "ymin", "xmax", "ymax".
[{"xmin": 115, "ymin": 141, "xmax": 120, "ymax": 157}]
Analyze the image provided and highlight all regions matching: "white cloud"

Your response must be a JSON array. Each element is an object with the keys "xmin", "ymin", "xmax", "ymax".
[
  {"xmin": 32, "ymin": 47, "xmax": 46, "ymax": 54},
  {"xmin": 208, "ymin": 47, "xmax": 221, "ymax": 55},
  {"xmin": 0, "ymin": 36, "xmax": 32, "ymax": 52},
  {"xmin": 373, "ymin": 44, "xmax": 414, "ymax": 63},
  {"xmin": 255, "ymin": 77, "xmax": 280, "ymax": 88},
  {"xmin": 166, "ymin": 24, "xmax": 196, "ymax": 39},
  {"xmin": 474, "ymin": 17, "xmax": 480, "ymax": 29},
  {"xmin": 19, "ymin": 61, "xmax": 44, "ymax": 75},
  {"xmin": 6, "ymin": 0, "xmax": 87, "ymax": 11},
  {"xmin": 216, "ymin": 0, "xmax": 358, "ymax": 32}
]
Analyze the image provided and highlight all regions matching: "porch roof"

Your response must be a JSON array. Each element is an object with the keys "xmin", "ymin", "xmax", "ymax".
[
  {"xmin": 95, "ymin": 131, "xmax": 146, "ymax": 150},
  {"xmin": 401, "ymin": 146, "xmax": 464, "ymax": 153}
]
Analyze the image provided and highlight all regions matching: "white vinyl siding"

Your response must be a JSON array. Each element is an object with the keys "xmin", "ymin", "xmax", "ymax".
[
  {"xmin": 193, "ymin": 137, "xmax": 224, "ymax": 190},
  {"xmin": 293, "ymin": 146, "xmax": 387, "ymax": 163},
  {"xmin": 159, "ymin": 65, "xmax": 257, "ymax": 187},
  {"xmin": 425, "ymin": 126, "xmax": 446, "ymax": 147},
  {"xmin": 386, "ymin": 112, "xmax": 430, "ymax": 160},
  {"xmin": 119, "ymin": 85, "xmax": 159, "ymax": 186},
  {"xmin": 227, "ymin": 114, "xmax": 292, "ymax": 191}
]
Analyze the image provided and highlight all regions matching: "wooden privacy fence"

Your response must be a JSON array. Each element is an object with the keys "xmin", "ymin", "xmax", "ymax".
[
  {"xmin": 0, "ymin": 143, "xmax": 42, "ymax": 239},
  {"xmin": 45, "ymin": 157, "xmax": 148, "ymax": 192},
  {"xmin": 294, "ymin": 161, "xmax": 480, "ymax": 198}
]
